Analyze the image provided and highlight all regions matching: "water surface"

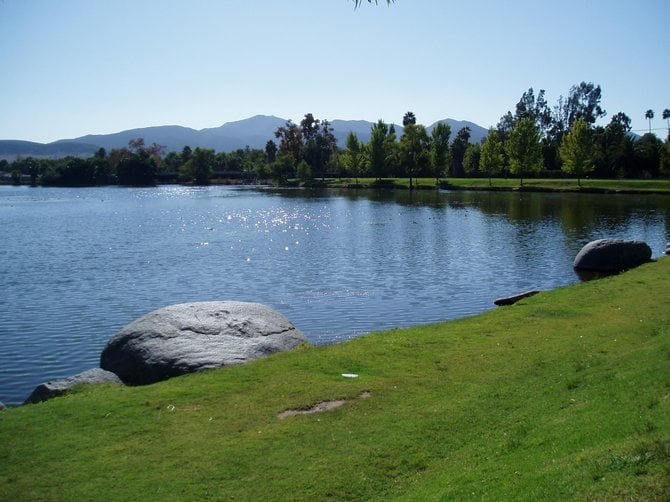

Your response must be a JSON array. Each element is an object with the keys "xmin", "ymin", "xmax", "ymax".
[{"xmin": 1, "ymin": 185, "xmax": 668, "ymax": 405}]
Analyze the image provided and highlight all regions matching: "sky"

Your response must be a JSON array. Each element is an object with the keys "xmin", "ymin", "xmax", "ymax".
[{"xmin": 1, "ymin": 0, "xmax": 668, "ymax": 144}]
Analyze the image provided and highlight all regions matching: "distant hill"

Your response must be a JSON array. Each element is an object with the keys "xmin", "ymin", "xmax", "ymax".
[
  {"xmin": 0, "ymin": 140, "xmax": 100, "ymax": 160},
  {"xmin": 0, "ymin": 115, "xmax": 488, "ymax": 160}
]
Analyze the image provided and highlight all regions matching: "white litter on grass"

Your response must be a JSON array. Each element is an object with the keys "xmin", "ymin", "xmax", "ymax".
[{"xmin": 341, "ymin": 373, "xmax": 359, "ymax": 378}]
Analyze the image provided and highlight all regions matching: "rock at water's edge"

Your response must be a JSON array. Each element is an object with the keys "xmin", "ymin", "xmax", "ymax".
[
  {"xmin": 494, "ymin": 289, "xmax": 540, "ymax": 306},
  {"xmin": 100, "ymin": 301, "xmax": 309, "ymax": 385},
  {"xmin": 24, "ymin": 368, "xmax": 122, "ymax": 404},
  {"xmin": 573, "ymin": 238, "xmax": 652, "ymax": 272}
]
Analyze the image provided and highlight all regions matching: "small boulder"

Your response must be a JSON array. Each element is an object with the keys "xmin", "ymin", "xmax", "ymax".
[
  {"xmin": 573, "ymin": 238, "xmax": 652, "ymax": 272},
  {"xmin": 100, "ymin": 301, "xmax": 308, "ymax": 385},
  {"xmin": 24, "ymin": 368, "xmax": 122, "ymax": 404}
]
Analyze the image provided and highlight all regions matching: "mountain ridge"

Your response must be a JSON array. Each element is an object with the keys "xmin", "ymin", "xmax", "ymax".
[{"xmin": 0, "ymin": 115, "xmax": 488, "ymax": 160}]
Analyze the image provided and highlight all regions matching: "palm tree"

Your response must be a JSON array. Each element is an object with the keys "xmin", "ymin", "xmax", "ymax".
[
  {"xmin": 402, "ymin": 111, "xmax": 416, "ymax": 126},
  {"xmin": 645, "ymin": 109, "xmax": 654, "ymax": 133},
  {"xmin": 663, "ymin": 109, "xmax": 670, "ymax": 132}
]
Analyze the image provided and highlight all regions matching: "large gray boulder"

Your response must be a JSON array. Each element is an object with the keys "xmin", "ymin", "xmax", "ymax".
[
  {"xmin": 24, "ymin": 368, "xmax": 122, "ymax": 404},
  {"xmin": 100, "ymin": 301, "xmax": 308, "ymax": 385},
  {"xmin": 573, "ymin": 238, "xmax": 652, "ymax": 272}
]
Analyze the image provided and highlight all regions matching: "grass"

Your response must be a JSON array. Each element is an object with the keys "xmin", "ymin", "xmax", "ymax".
[
  {"xmin": 321, "ymin": 177, "xmax": 670, "ymax": 193},
  {"xmin": 2, "ymin": 259, "xmax": 670, "ymax": 500}
]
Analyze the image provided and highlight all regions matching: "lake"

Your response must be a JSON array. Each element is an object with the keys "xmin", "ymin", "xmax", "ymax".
[{"xmin": 1, "ymin": 185, "xmax": 668, "ymax": 405}]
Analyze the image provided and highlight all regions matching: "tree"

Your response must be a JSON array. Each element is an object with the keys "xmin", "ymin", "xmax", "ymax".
[
  {"xmin": 609, "ymin": 112, "xmax": 632, "ymax": 133},
  {"xmin": 549, "ymin": 82, "xmax": 606, "ymax": 148},
  {"xmin": 399, "ymin": 121, "xmax": 430, "ymax": 189},
  {"xmin": 479, "ymin": 129, "xmax": 505, "ymax": 185},
  {"xmin": 565, "ymin": 82, "xmax": 606, "ymax": 128},
  {"xmin": 592, "ymin": 112, "xmax": 633, "ymax": 178},
  {"xmin": 343, "ymin": 132, "xmax": 365, "ymax": 184},
  {"xmin": 514, "ymin": 88, "xmax": 552, "ymax": 135},
  {"xmin": 265, "ymin": 140, "xmax": 277, "ymax": 164},
  {"xmin": 660, "ymin": 133, "xmax": 670, "ymax": 177},
  {"xmin": 663, "ymin": 109, "xmax": 670, "ymax": 132},
  {"xmin": 463, "ymin": 143, "xmax": 481, "ymax": 177},
  {"xmin": 634, "ymin": 133, "xmax": 662, "ymax": 178},
  {"xmin": 302, "ymin": 119, "xmax": 337, "ymax": 181},
  {"xmin": 300, "ymin": 113, "xmax": 320, "ymax": 142},
  {"xmin": 181, "ymin": 147, "xmax": 214, "ymax": 185},
  {"xmin": 368, "ymin": 120, "xmax": 390, "ymax": 180},
  {"xmin": 430, "ymin": 122, "xmax": 451, "ymax": 185},
  {"xmin": 274, "ymin": 120, "xmax": 303, "ymax": 164},
  {"xmin": 645, "ymin": 109, "xmax": 655, "ymax": 134},
  {"xmin": 116, "ymin": 148, "xmax": 156, "ymax": 185},
  {"xmin": 450, "ymin": 127, "xmax": 471, "ymax": 177},
  {"xmin": 274, "ymin": 114, "xmax": 336, "ymax": 181},
  {"xmin": 270, "ymin": 153, "xmax": 296, "ymax": 182},
  {"xmin": 402, "ymin": 111, "xmax": 416, "ymax": 126},
  {"xmin": 296, "ymin": 160, "xmax": 312, "ymax": 181},
  {"xmin": 506, "ymin": 117, "xmax": 542, "ymax": 185},
  {"xmin": 496, "ymin": 111, "xmax": 515, "ymax": 141},
  {"xmin": 559, "ymin": 119, "xmax": 595, "ymax": 186},
  {"xmin": 384, "ymin": 124, "xmax": 400, "ymax": 176}
]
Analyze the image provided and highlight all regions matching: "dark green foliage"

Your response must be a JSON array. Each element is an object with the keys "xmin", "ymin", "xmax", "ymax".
[
  {"xmin": 270, "ymin": 153, "xmax": 296, "ymax": 182},
  {"xmin": 430, "ymin": 122, "xmax": 451, "ymax": 183},
  {"xmin": 180, "ymin": 147, "xmax": 215, "ymax": 185},
  {"xmin": 368, "ymin": 120, "xmax": 393, "ymax": 180},
  {"xmin": 450, "ymin": 126, "xmax": 471, "ymax": 177},
  {"xmin": 116, "ymin": 149, "xmax": 156, "ymax": 186},
  {"xmin": 265, "ymin": 140, "xmax": 277, "ymax": 164},
  {"xmin": 273, "ymin": 114, "xmax": 337, "ymax": 181},
  {"xmin": 463, "ymin": 143, "xmax": 481, "ymax": 176},
  {"xmin": 633, "ymin": 133, "xmax": 662, "ymax": 178}
]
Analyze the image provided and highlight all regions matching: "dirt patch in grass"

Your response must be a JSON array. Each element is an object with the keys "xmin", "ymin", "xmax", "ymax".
[{"xmin": 278, "ymin": 391, "xmax": 372, "ymax": 419}]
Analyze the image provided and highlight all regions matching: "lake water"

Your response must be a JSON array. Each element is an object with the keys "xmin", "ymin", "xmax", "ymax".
[{"xmin": 1, "ymin": 185, "xmax": 668, "ymax": 405}]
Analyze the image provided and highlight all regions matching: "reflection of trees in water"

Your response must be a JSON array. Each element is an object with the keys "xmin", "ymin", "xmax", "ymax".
[{"xmin": 259, "ymin": 187, "xmax": 670, "ymax": 252}]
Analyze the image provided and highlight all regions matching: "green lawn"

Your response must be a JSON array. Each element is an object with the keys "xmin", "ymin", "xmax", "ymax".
[
  {"xmin": 2, "ymin": 259, "xmax": 669, "ymax": 500},
  {"xmin": 323, "ymin": 177, "xmax": 670, "ymax": 193}
]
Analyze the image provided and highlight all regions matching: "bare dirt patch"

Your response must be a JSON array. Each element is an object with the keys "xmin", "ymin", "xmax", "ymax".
[{"xmin": 277, "ymin": 391, "xmax": 371, "ymax": 419}]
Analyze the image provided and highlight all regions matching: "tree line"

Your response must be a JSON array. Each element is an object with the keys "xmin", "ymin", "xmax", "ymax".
[
  {"xmin": 264, "ymin": 82, "xmax": 669, "ymax": 187},
  {"xmin": 2, "ymin": 138, "xmax": 270, "ymax": 187},
  {"xmin": 3, "ymin": 82, "xmax": 669, "ymax": 187}
]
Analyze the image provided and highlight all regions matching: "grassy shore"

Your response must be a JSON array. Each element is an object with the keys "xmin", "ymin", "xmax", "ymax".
[
  {"xmin": 1, "ymin": 259, "xmax": 669, "ymax": 500},
  {"xmin": 319, "ymin": 177, "xmax": 670, "ymax": 194}
]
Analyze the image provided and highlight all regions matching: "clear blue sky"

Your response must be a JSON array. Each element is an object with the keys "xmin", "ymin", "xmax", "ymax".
[{"xmin": 1, "ymin": 0, "xmax": 668, "ymax": 143}]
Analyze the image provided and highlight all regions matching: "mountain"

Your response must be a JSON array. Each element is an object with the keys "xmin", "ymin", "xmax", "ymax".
[
  {"xmin": 428, "ymin": 119, "xmax": 489, "ymax": 144},
  {"xmin": 0, "ymin": 115, "xmax": 489, "ymax": 160},
  {"xmin": 0, "ymin": 140, "xmax": 100, "ymax": 160}
]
